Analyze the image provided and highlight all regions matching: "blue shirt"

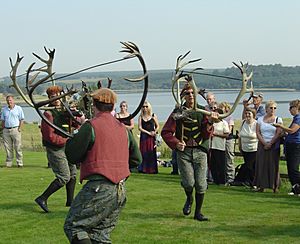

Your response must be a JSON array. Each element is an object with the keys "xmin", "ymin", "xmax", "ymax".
[
  {"xmin": 285, "ymin": 113, "xmax": 300, "ymax": 144},
  {"xmin": 1, "ymin": 105, "xmax": 25, "ymax": 128},
  {"xmin": 256, "ymin": 104, "xmax": 266, "ymax": 120}
]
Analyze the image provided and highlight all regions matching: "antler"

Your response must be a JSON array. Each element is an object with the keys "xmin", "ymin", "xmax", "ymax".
[
  {"xmin": 171, "ymin": 56, "xmax": 254, "ymax": 120},
  {"xmin": 9, "ymin": 53, "xmax": 35, "ymax": 107},
  {"xmin": 24, "ymin": 48, "xmax": 78, "ymax": 138},
  {"xmin": 219, "ymin": 62, "xmax": 253, "ymax": 119},
  {"xmin": 171, "ymin": 51, "xmax": 203, "ymax": 107},
  {"xmin": 118, "ymin": 41, "xmax": 148, "ymax": 120},
  {"xmin": 191, "ymin": 62, "xmax": 253, "ymax": 119},
  {"xmin": 31, "ymin": 47, "xmax": 55, "ymax": 84}
]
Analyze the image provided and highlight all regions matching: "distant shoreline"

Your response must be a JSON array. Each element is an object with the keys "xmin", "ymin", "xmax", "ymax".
[{"xmin": 114, "ymin": 88, "xmax": 297, "ymax": 93}]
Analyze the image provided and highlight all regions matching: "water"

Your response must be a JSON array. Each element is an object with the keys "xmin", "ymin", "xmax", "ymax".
[{"xmin": 22, "ymin": 90, "xmax": 299, "ymax": 123}]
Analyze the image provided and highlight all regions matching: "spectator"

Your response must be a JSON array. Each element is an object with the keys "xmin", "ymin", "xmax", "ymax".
[
  {"xmin": 35, "ymin": 86, "xmax": 77, "ymax": 213},
  {"xmin": 115, "ymin": 100, "xmax": 134, "ymax": 131},
  {"xmin": 138, "ymin": 101, "xmax": 159, "ymax": 174},
  {"xmin": 242, "ymin": 92, "xmax": 265, "ymax": 120},
  {"xmin": 64, "ymin": 88, "xmax": 141, "ymax": 243},
  {"xmin": 205, "ymin": 92, "xmax": 216, "ymax": 111},
  {"xmin": 205, "ymin": 92, "xmax": 216, "ymax": 182},
  {"xmin": 170, "ymin": 150, "xmax": 179, "ymax": 175},
  {"xmin": 1, "ymin": 95, "xmax": 24, "ymax": 168},
  {"xmin": 219, "ymin": 102, "xmax": 235, "ymax": 185},
  {"xmin": 254, "ymin": 100, "xmax": 282, "ymax": 193},
  {"xmin": 162, "ymin": 82, "xmax": 218, "ymax": 221},
  {"xmin": 235, "ymin": 107, "xmax": 258, "ymax": 186},
  {"xmin": 209, "ymin": 103, "xmax": 230, "ymax": 185},
  {"xmin": 273, "ymin": 99, "xmax": 300, "ymax": 195}
]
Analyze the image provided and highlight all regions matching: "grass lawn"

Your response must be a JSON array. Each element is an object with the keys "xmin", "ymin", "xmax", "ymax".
[{"xmin": 0, "ymin": 150, "xmax": 299, "ymax": 244}]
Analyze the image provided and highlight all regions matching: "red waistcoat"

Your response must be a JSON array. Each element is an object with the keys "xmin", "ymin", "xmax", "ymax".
[{"xmin": 80, "ymin": 112, "xmax": 130, "ymax": 184}]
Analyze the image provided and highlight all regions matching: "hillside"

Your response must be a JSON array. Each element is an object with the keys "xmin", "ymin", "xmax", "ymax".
[{"xmin": 1, "ymin": 64, "xmax": 300, "ymax": 94}]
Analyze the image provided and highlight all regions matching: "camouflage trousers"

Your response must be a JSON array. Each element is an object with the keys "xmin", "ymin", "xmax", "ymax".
[
  {"xmin": 64, "ymin": 177, "xmax": 126, "ymax": 243},
  {"xmin": 177, "ymin": 147, "xmax": 208, "ymax": 194}
]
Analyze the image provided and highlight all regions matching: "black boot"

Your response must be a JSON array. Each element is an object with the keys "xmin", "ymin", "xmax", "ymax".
[
  {"xmin": 66, "ymin": 177, "xmax": 76, "ymax": 207},
  {"xmin": 35, "ymin": 179, "xmax": 63, "ymax": 213},
  {"xmin": 71, "ymin": 236, "xmax": 92, "ymax": 244},
  {"xmin": 194, "ymin": 193, "xmax": 209, "ymax": 221},
  {"xmin": 182, "ymin": 189, "xmax": 193, "ymax": 216}
]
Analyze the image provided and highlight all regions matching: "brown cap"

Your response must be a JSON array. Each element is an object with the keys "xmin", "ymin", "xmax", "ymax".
[
  {"xmin": 91, "ymin": 88, "xmax": 117, "ymax": 104},
  {"xmin": 46, "ymin": 86, "xmax": 62, "ymax": 96}
]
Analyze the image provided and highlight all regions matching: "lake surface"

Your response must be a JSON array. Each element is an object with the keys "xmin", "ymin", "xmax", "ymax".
[{"xmin": 21, "ymin": 90, "xmax": 299, "ymax": 123}]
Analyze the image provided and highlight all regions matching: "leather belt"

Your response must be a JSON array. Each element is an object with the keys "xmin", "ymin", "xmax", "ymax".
[{"xmin": 5, "ymin": 126, "xmax": 18, "ymax": 129}]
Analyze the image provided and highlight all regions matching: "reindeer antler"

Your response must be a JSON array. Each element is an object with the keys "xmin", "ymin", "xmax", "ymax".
[
  {"xmin": 118, "ymin": 41, "xmax": 148, "ymax": 120},
  {"xmin": 24, "ymin": 48, "xmax": 78, "ymax": 137},
  {"xmin": 171, "ymin": 55, "xmax": 254, "ymax": 120},
  {"xmin": 9, "ymin": 53, "xmax": 35, "ymax": 107},
  {"xmin": 171, "ymin": 51, "xmax": 203, "ymax": 108},
  {"xmin": 31, "ymin": 47, "xmax": 55, "ymax": 84}
]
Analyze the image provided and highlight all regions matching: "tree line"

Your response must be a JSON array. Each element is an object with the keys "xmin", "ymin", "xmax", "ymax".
[{"xmin": 0, "ymin": 64, "xmax": 299, "ymax": 94}]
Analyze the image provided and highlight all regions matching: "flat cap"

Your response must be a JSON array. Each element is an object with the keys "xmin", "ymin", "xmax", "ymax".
[{"xmin": 91, "ymin": 88, "xmax": 117, "ymax": 104}]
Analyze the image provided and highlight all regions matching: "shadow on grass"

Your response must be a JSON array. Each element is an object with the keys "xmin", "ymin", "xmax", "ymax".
[
  {"xmin": 199, "ymin": 223, "xmax": 300, "ymax": 239},
  {"xmin": 0, "ymin": 201, "xmax": 68, "ymax": 217},
  {"xmin": 131, "ymin": 172, "xmax": 180, "ymax": 183}
]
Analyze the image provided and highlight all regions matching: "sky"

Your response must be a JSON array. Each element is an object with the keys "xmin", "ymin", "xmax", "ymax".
[{"xmin": 1, "ymin": 0, "xmax": 300, "ymax": 78}]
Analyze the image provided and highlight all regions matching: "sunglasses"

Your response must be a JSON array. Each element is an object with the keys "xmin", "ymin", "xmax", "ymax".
[
  {"xmin": 143, "ymin": 106, "xmax": 148, "ymax": 108},
  {"xmin": 120, "ymin": 105, "xmax": 126, "ymax": 107},
  {"xmin": 185, "ymin": 91, "xmax": 194, "ymax": 96},
  {"xmin": 269, "ymin": 107, "xmax": 277, "ymax": 109},
  {"xmin": 289, "ymin": 106, "xmax": 295, "ymax": 109},
  {"xmin": 210, "ymin": 107, "xmax": 217, "ymax": 110}
]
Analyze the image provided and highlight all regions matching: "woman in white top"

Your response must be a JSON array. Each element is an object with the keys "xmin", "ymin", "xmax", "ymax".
[
  {"xmin": 209, "ymin": 103, "xmax": 230, "ymax": 185},
  {"xmin": 235, "ymin": 107, "xmax": 258, "ymax": 186},
  {"xmin": 254, "ymin": 100, "xmax": 283, "ymax": 192}
]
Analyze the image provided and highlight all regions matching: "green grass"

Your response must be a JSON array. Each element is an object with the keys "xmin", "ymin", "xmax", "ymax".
[{"xmin": 0, "ymin": 151, "xmax": 299, "ymax": 244}]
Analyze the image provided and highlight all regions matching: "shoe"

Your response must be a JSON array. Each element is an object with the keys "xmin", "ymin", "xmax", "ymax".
[
  {"xmin": 183, "ymin": 200, "xmax": 193, "ymax": 216},
  {"xmin": 170, "ymin": 171, "xmax": 178, "ymax": 175},
  {"xmin": 17, "ymin": 165, "xmax": 23, "ymax": 168},
  {"xmin": 288, "ymin": 192, "xmax": 295, "ymax": 196},
  {"xmin": 225, "ymin": 182, "xmax": 231, "ymax": 187},
  {"xmin": 35, "ymin": 196, "xmax": 49, "ymax": 213},
  {"xmin": 194, "ymin": 213, "xmax": 209, "ymax": 221},
  {"xmin": 253, "ymin": 188, "xmax": 264, "ymax": 192}
]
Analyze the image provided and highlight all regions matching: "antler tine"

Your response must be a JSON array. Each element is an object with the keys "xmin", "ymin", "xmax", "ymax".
[
  {"xmin": 107, "ymin": 77, "xmax": 112, "ymax": 88},
  {"xmin": 31, "ymin": 47, "xmax": 55, "ymax": 82},
  {"xmin": 232, "ymin": 62, "xmax": 243, "ymax": 73},
  {"xmin": 126, "ymin": 41, "xmax": 140, "ymax": 53},
  {"xmin": 124, "ymin": 73, "xmax": 148, "ymax": 82},
  {"xmin": 9, "ymin": 53, "xmax": 24, "ymax": 79},
  {"xmin": 120, "ymin": 41, "xmax": 140, "ymax": 59},
  {"xmin": 97, "ymin": 80, "xmax": 102, "ymax": 89}
]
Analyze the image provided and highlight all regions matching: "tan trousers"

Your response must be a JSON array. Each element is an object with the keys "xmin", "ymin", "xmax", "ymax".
[{"xmin": 3, "ymin": 128, "xmax": 23, "ymax": 167}]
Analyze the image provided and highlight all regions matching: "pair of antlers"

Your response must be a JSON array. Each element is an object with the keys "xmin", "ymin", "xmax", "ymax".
[
  {"xmin": 171, "ymin": 51, "xmax": 253, "ymax": 119},
  {"xmin": 9, "ymin": 42, "xmax": 149, "ymax": 138}
]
